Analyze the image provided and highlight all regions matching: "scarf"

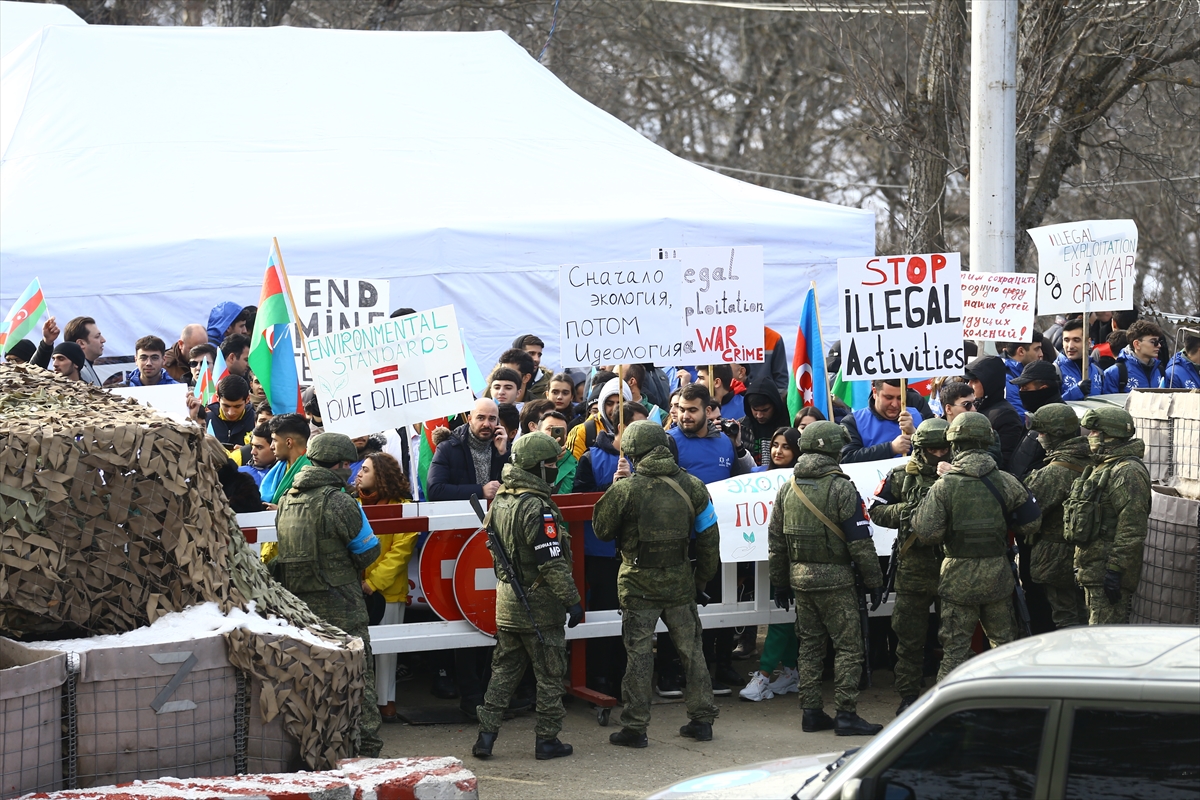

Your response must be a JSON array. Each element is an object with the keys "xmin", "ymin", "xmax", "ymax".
[{"xmin": 261, "ymin": 454, "xmax": 312, "ymax": 505}]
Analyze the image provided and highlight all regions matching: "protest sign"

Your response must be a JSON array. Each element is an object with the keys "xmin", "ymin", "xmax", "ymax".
[
  {"xmin": 960, "ymin": 272, "xmax": 1038, "ymax": 341},
  {"xmin": 304, "ymin": 305, "xmax": 474, "ymax": 438},
  {"xmin": 288, "ymin": 276, "xmax": 390, "ymax": 383},
  {"xmin": 558, "ymin": 259, "xmax": 684, "ymax": 367},
  {"xmin": 706, "ymin": 461, "xmax": 897, "ymax": 562},
  {"xmin": 654, "ymin": 245, "xmax": 765, "ymax": 363},
  {"xmin": 837, "ymin": 252, "xmax": 964, "ymax": 380},
  {"xmin": 111, "ymin": 383, "xmax": 191, "ymax": 423},
  {"xmin": 1028, "ymin": 219, "xmax": 1137, "ymax": 315}
]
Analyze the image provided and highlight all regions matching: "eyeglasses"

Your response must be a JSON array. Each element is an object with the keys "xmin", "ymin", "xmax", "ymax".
[
  {"xmin": 955, "ymin": 400, "xmax": 976, "ymax": 410},
  {"xmin": 1146, "ymin": 338, "xmax": 1163, "ymax": 347}
]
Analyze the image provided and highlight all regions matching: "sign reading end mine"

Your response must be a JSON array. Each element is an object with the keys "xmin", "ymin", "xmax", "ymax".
[{"xmin": 837, "ymin": 252, "xmax": 965, "ymax": 380}]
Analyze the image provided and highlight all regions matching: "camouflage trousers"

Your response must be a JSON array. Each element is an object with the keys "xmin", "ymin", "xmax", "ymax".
[
  {"xmin": 478, "ymin": 627, "xmax": 567, "ymax": 739},
  {"xmin": 937, "ymin": 597, "xmax": 1015, "ymax": 682},
  {"xmin": 1083, "ymin": 586, "xmax": 1131, "ymax": 625},
  {"xmin": 621, "ymin": 604, "xmax": 717, "ymax": 733},
  {"xmin": 795, "ymin": 587, "xmax": 862, "ymax": 713},
  {"xmin": 891, "ymin": 590, "xmax": 938, "ymax": 699},
  {"xmin": 1042, "ymin": 583, "xmax": 1088, "ymax": 629},
  {"xmin": 295, "ymin": 585, "xmax": 382, "ymax": 758}
]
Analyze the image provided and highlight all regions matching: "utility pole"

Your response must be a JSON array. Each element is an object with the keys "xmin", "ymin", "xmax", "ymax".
[{"xmin": 969, "ymin": 0, "xmax": 1017, "ymax": 276}]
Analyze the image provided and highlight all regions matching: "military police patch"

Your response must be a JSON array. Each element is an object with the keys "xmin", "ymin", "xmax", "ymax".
[{"xmin": 534, "ymin": 512, "xmax": 564, "ymax": 563}]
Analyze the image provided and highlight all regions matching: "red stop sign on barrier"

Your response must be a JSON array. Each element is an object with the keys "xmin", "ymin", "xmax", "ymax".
[
  {"xmin": 453, "ymin": 530, "xmax": 497, "ymax": 637},
  {"xmin": 417, "ymin": 528, "xmax": 475, "ymax": 622}
]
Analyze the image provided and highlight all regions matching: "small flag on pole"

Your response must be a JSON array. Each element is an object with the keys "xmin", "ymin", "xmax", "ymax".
[
  {"xmin": 0, "ymin": 277, "xmax": 48, "ymax": 356},
  {"xmin": 787, "ymin": 283, "xmax": 831, "ymax": 421},
  {"xmin": 212, "ymin": 345, "xmax": 230, "ymax": 383},
  {"xmin": 193, "ymin": 361, "xmax": 215, "ymax": 405}
]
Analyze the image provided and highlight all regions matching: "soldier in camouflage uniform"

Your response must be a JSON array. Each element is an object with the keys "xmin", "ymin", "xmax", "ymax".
[
  {"xmin": 1023, "ymin": 405, "xmax": 1090, "ymax": 628},
  {"xmin": 593, "ymin": 420, "xmax": 720, "ymax": 748},
  {"xmin": 472, "ymin": 433, "xmax": 583, "ymax": 761},
  {"xmin": 273, "ymin": 432, "xmax": 383, "ymax": 757},
  {"xmin": 869, "ymin": 418, "xmax": 948, "ymax": 715},
  {"xmin": 769, "ymin": 421, "xmax": 885, "ymax": 737},
  {"xmin": 1064, "ymin": 407, "xmax": 1151, "ymax": 625},
  {"xmin": 912, "ymin": 412, "xmax": 1041, "ymax": 681}
]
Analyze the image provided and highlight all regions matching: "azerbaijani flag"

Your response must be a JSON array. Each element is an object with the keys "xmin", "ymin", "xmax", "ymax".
[
  {"xmin": 212, "ymin": 345, "xmax": 230, "ymax": 383},
  {"xmin": 831, "ymin": 369, "xmax": 871, "ymax": 411},
  {"xmin": 248, "ymin": 240, "xmax": 302, "ymax": 414},
  {"xmin": 0, "ymin": 277, "xmax": 48, "ymax": 356},
  {"xmin": 416, "ymin": 417, "xmax": 449, "ymax": 501},
  {"xmin": 193, "ymin": 361, "xmax": 215, "ymax": 405},
  {"xmin": 787, "ymin": 283, "xmax": 831, "ymax": 421},
  {"xmin": 460, "ymin": 330, "xmax": 487, "ymax": 397}
]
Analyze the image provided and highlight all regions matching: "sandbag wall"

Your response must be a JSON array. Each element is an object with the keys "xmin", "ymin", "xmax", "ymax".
[{"xmin": 0, "ymin": 365, "xmax": 365, "ymax": 782}]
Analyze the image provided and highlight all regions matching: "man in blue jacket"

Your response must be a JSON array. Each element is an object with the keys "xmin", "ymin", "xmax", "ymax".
[
  {"xmin": 1163, "ymin": 327, "xmax": 1199, "ymax": 389},
  {"xmin": 840, "ymin": 379, "xmax": 923, "ymax": 463},
  {"xmin": 1055, "ymin": 319, "xmax": 1104, "ymax": 401},
  {"xmin": 999, "ymin": 331, "xmax": 1043, "ymax": 422},
  {"xmin": 206, "ymin": 301, "xmax": 246, "ymax": 348},
  {"xmin": 1102, "ymin": 319, "xmax": 1165, "ymax": 393}
]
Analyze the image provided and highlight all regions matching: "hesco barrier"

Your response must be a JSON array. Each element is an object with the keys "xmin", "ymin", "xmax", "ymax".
[{"xmin": 1, "ymin": 640, "xmax": 65, "ymax": 798}]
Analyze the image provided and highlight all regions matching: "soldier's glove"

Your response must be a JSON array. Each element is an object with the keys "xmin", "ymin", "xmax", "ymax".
[
  {"xmin": 567, "ymin": 603, "xmax": 584, "ymax": 628},
  {"xmin": 1078, "ymin": 379, "xmax": 1091, "ymax": 397},
  {"xmin": 774, "ymin": 588, "xmax": 793, "ymax": 610},
  {"xmin": 1103, "ymin": 570, "xmax": 1122, "ymax": 603},
  {"xmin": 869, "ymin": 586, "xmax": 883, "ymax": 612}
]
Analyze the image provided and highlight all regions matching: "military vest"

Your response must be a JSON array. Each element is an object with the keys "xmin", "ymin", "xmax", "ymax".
[
  {"xmin": 1063, "ymin": 456, "xmax": 1142, "ymax": 545},
  {"xmin": 939, "ymin": 473, "xmax": 1008, "ymax": 558},
  {"xmin": 622, "ymin": 473, "xmax": 694, "ymax": 569},
  {"xmin": 1038, "ymin": 459, "xmax": 1087, "ymax": 544},
  {"xmin": 274, "ymin": 485, "xmax": 359, "ymax": 591},
  {"xmin": 783, "ymin": 472, "xmax": 852, "ymax": 565},
  {"xmin": 489, "ymin": 488, "xmax": 555, "ymax": 590}
]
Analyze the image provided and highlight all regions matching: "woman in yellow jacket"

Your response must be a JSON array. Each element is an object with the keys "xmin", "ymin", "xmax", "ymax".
[{"xmin": 355, "ymin": 451, "xmax": 417, "ymax": 724}]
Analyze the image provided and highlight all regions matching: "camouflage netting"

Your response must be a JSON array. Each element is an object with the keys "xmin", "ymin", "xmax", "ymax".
[{"xmin": 0, "ymin": 363, "xmax": 365, "ymax": 769}]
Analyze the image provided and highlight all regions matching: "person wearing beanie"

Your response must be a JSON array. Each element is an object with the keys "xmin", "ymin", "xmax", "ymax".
[
  {"xmin": 4, "ymin": 339, "xmax": 36, "ymax": 364},
  {"xmin": 51, "ymin": 342, "xmax": 86, "ymax": 381}
]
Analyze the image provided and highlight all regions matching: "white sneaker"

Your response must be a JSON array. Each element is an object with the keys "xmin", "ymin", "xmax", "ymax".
[
  {"xmin": 738, "ymin": 672, "xmax": 774, "ymax": 702},
  {"xmin": 767, "ymin": 666, "xmax": 799, "ymax": 695}
]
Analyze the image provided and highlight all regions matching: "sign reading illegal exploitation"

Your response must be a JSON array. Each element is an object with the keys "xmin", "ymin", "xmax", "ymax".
[
  {"xmin": 837, "ymin": 252, "xmax": 964, "ymax": 379},
  {"xmin": 288, "ymin": 276, "xmax": 390, "ymax": 384},
  {"xmin": 559, "ymin": 259, "xmax": 684, "ymax": 367},
  {"xmin": 304, "ymin": 304, "xmax": 473, "ymax": 438},
  {"xmin": 960, "ymin": 272, "xmax": 1038, "ymax": 341},
  {"xmin": 1028, "ymin": 219, "xmax": 1137, "ymax": 316},
  {"xmin": 654, "ymin": 246, "xmax": 765, "ymax": 363}
]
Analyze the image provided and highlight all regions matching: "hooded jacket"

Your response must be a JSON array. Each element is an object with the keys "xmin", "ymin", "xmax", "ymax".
[
  {"xmin": 965, "ymin": 355, "xmax": 1025, "ymax": 472},
  {"xmin": 1102, "ymin": 347, "xmax": 1165, "ymax": 393},
  {"xmin": 563, "ymin": 377, "xmax": 631, "ymax": 460},
  {"xmin": 206, "ymin": 301, "xmax": 243, "ymax": 348},
  {"xmin": 743, "ymin": 326, "xmax": 789, "ymax": 397},
  {"xmin": 738, "ymin": 373, "xmax": 790, "ymax": 466},
  {"xmin": 426, "ymin": 423, "xmax": 510, "ymax": 501},
  {"xmin": 1163, "ymin": 351, "xmax": 1200, "ymax": 389},
  {"xmin": 575, "ymin": 429, "xmax": 621, "ymax": 558}
]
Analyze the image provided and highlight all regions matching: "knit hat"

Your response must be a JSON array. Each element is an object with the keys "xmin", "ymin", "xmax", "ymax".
[
  {"xmin": 52, "ymin": 342, "xmax": 85, "ymax": 370},
  {"xmin": 6, "ymin": 339, "xmax": 36, "ymax": 363}
]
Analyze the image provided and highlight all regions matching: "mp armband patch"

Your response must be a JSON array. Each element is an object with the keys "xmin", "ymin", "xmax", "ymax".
[
  {"xmin": 533, "ymin": 512, "xmax": 564, "ymax": 564},
  {"xmin": 842, "ymin": 501, "xmax": 872, "ymax": 542}
]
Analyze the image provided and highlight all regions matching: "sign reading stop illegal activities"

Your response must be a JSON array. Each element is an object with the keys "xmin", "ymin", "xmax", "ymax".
[{"xmin": 837, "ymin": 252, "xmax": 965, "ymax": 380}]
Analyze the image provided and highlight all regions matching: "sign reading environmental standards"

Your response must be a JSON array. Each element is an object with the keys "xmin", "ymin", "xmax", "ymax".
[
  {"xmin": 304, "ymin": 305, "xmax": 473, "ymax": 438},
  {"xmin": 288, "ymin": 276, "xmax": 390, "ymax": 384},
  {"xmin": 1028, "ymin": 219, "xmax": 1137, "ymax": 316},
  {"xmin": 960, "ymin": 272, "xmax": 1038, "ymax": 341},
  {"xmin": 559, "ymin": 259, "xmax": 684, "ymax": 368},
  {"xmin": 654, "ymin": 245, "xmax": 765, "ymax": 363},
  {"xmin": 837, "ymin": 252, "xmax": 964, "ymax": 380}
]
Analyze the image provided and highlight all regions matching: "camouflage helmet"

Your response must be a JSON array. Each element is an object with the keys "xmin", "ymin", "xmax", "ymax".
[
  {"xmin": 1029, "ymin": 404, "xmax": 1082, "ymax": 440},
  {"xmin": 621, "ymin": 419, "xmax": 670, "ymax": 458},
  {"xmin": 800, "ymin": 421, "xmax": 845, "ymax": 456},
  {"xmin": 945, "ymin": 411, "xmax": 994, "ymax": 448},
  {"xmin": 912, "ymin": 418, "xmax": 950, "ymax": 450},
  {"xmin": 307, "ymin": 432, "xmax": 358, "ymax": 464},
  {"xmin": 511, "ymin": 432, "xmax": 562, "ymax": 470},
  {"xmin": 1080, "ymin": 407, "xmax": 1136, "ymax": 439}
]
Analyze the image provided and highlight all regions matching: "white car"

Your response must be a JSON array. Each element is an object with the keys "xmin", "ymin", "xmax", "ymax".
[{"xmin": 648, "ymin": 626, "xmax": 1200, "ymax": 800}]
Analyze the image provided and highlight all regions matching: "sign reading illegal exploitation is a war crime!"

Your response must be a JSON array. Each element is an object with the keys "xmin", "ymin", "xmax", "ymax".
[
  {"xmin": 1028, "ymin": 219, "xmax": 1137, "ymax": 316},
  {"xmin": 304, "ymin": 304, "xmax": 474, "ymax": 438},
  {"xmin": 654, "ymin": 245, "xmax": 765, "ymax": 363},
  {"xmin": 837, "ymin": 252, "xmax": 964, "ymax": 380},
  {"xmin": 559, "ymin": 259, "xmax": 685, "ymax": 368}
]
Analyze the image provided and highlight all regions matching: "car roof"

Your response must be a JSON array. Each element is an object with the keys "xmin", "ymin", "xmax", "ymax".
[{"xmin": 941, "ymin": 625, "xmax": 1200, "ymax": 686}]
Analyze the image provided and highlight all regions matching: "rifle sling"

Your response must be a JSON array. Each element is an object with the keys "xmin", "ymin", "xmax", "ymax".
[
  {"xmin": 482, "ymin": 489, "xmax": 546, "ymax": 593},
  {"xmin": 1049, "ymin": 460, "xmax": 1086, "ymax": 473},
  {"xmin": 789, "ymin": 477, "xmax": 845, "ymax": 542},
  {"xmin": 899, "ymin": 532, "xmax": 920, "ymax": 557},
  {"xmin": 657, "ymin": 474, "xmax": 697, "ymax": 518}
]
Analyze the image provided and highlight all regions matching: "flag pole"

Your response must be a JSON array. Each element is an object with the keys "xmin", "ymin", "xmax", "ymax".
[
  {"xmin": 272, "ymin": 236, "xmax": 307, "ymax": 352},
  {"xmin": 809, "ymin": 281, "xmax": 835, "ymax": 417}
]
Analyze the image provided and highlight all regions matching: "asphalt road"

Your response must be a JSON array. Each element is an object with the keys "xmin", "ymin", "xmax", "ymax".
[{"xmin": 377, "ymin": 660, "xmax": 905, "ymax": 800}]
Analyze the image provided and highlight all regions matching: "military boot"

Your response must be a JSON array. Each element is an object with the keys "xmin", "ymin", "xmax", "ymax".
[
  {"xmin": 678, "ymin": 720, "xmax": 713, "ymax": 741},
  {"xmin": 535, "ymin": 737, "xmax": 574, "ymax": 760},
  {"xmin": 472, "ymin": 731, "xmax": 497, "ymax": 759},
  {"xmin": 835, "ymin": 710, "xmax": 884, "ymax": 736},
  {"xmin": 609, "ymin": 728, "xmax": 649, "ymax": 748},
  {"xmin": 896, "ymin": 695, "xmax": 918, "ymax": 716},
  {"xmin": 802, "ymin": 708, "xmax": 835, "ymax": 732}
]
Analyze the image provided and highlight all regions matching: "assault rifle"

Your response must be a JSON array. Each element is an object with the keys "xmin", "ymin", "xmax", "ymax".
[
  {"xmin": 853, "ymin": 565, "xmax": 872, "ymax": 689},
  {"xmin": 882, "ymin": 537, "xmax": 900, "ymax": 604},
  {"xmin": 1008, "ymin": 545, "xmax": 1032, "ymax": 638},
  {"xmin": 469, "ymin": 494, "xmax": 543, "ymax": 643}
]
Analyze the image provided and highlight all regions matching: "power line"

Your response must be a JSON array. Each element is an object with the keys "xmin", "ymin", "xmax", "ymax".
[{"xmin": 691, "ymin": 160, "xmax": 906, "ymax": 189}]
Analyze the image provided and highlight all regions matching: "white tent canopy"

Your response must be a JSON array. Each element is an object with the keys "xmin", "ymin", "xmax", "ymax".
[
  {"xmin": 1, "ymin": 24, "xmax": 874, "ymax": 369},
  {"xmin": 0, "ymin": 1, "xmax": 84, "ymax": 58}
]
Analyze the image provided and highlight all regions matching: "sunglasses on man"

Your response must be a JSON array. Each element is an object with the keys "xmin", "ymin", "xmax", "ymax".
[{"xmin": 955, "ymin": 400, "xmax": 976, "ymax": 411}]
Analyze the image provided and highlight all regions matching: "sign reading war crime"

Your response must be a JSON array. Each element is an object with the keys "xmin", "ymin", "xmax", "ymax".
[
  {"xmin": 304, "ymin": 304, "xmax": 474, "ymax": 438},
  {"xmin": 559, "ymin": 259, "xmax": 684, "ymax": 368},
  {"xmin": 837, "ymin": 252, "xmax": 964, "ymax": 380},
  {"xmin": 1028, "ymin": 219, "xmax": 1137, "ymax": 316},
  {"xmin": 960, "ymin": 272, "xmax": 1037, "ymax": 341},
  {"xmin": 654, "ymin": 245, "xmax": 765, "ymax": 363},
  {"xmin": 288, "ymin": 276, "xmax": 390, "ymax": 384}
]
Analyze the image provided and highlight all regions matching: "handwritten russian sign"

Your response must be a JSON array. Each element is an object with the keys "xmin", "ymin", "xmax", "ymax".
[
  {"xmin": 837, "ymin": 252, "xmax": 964, "ymax": 380},
  {"xmin": 960, "ymin": 272, "xmax": 1038, "ymax": 341},
  {"xmin": 1028, "ymin": 219, "xmax": 1137, "ymax": 315},
  {"xmin": 304, "ymin": 305, "xmax": 473, "ymax": 438},
  {"xmin": 654, "ymin": 245, "xmax": 765, "ymax": 363}
]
